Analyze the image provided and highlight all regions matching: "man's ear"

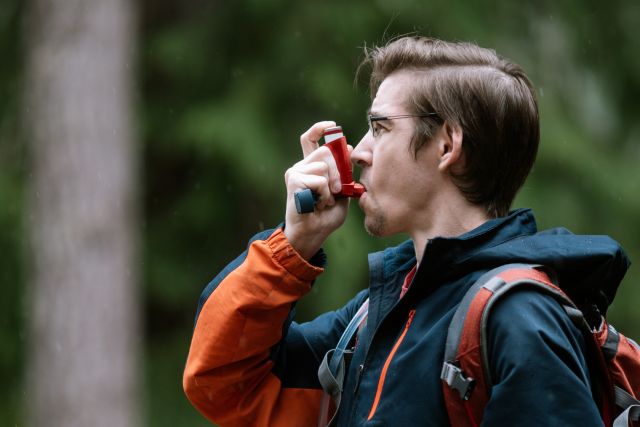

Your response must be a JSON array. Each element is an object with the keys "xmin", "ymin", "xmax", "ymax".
[{"xmin": 438, "ymin": 122, "xmax": 464, "ymax": 173}]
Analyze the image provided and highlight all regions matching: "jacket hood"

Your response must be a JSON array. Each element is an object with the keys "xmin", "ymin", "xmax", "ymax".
[{"xmin": 386, "ymin": 208, "xmax": 631, "ymax": 314}]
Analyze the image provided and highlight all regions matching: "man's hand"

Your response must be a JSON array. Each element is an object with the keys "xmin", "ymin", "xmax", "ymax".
[{"xmin": 284, "ymin": 121, "xmax": 350, "ymax": 260}]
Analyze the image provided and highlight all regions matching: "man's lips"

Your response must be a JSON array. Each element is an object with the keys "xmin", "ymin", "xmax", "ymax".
[
  {"xmin": 357, "ymin": 175, "xmax": 368, "ymax": 202},
  {"xmin": 358, "ymin": 181, "xmax": 368, "ymax": 196},
  {"xmin": 358, "ymin": 177, "xmax": 368, "ymax": 191},
  {"xmin": 357, "ymin": 188, "xmax": 368, "ymax": 207}
]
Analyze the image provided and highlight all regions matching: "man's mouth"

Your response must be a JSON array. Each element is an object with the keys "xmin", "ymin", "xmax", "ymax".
[
  {"xmin": 357, "ymin": 183, "xmax": 368, "ymax": 205},
  {"xmin": 358, "ymin": 180, "xmax": 368, "ymax": 194}
]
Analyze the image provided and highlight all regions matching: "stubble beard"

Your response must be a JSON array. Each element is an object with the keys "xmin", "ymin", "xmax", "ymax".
[{"xmin": 364, "ymin": 197, "xmax": 387, "ymax": 237}]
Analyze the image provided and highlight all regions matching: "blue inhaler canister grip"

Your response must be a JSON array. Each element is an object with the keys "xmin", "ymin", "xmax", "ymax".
[{"xmin": 294, "ymin": 189, "xmax": 319, "ymax": 214}]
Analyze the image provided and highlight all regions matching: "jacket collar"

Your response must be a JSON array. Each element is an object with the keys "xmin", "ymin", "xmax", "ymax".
[
  {"xmin": 372, "ymin": 208, "xmax": 538, "ymax": 279},
  {"xmin": 365, "ymin": 208, "xmax": 538, "ymax": 314},
  {"xmin": 420, "ymin": 208, "xmax": 537, "ymax": 277},
  {"xmin": 367, "ymin": 207, "xmax": 629, "ymax": 317}
]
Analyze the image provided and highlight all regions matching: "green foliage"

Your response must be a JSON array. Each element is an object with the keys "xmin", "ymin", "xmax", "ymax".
[
  {"xmin": 0, "ymin": 0, "xmax": 25, "ymax": 424},
  {"xmin": 140, "ymin": 4, "xmax": 640, "ymax": 425},
  {"xmin": 1, "ymin": 0, "xmax": 638, "ymax": 424}
]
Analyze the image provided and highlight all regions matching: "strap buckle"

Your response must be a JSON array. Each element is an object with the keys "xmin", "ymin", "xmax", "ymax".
[{"xmin": 441, "ymin": 362, "xmax": 475, "ymax": 401}]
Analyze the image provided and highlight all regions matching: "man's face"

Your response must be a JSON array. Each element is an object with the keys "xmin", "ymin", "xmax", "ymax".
[{"xmin": 352, "ymin": 71, "xmax": 443, "ymax": 237}]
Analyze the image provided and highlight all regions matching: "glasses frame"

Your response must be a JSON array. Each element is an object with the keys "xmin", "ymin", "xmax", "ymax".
[{"xmin": 368, "ymin": 113, "xmax": 439, "ymax": 137}]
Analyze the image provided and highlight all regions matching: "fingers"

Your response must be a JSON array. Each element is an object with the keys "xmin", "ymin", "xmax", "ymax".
[
  {"xmin": 300, "ymin": 121, "xmax": 336, "ymax": 158},
  {"xmin": 285, "ymin": 164, "xmax": 335, "ymax": 210},
  {"xmin": 288, "ymin": 121, "xmax": 343, "ymax": 212},
  {"xmin": 300, "ymin": 147, "xmax": 342, "ymax": 192}
]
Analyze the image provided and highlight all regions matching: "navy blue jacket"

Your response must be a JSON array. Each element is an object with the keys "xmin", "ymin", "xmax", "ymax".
[{"xmin": 184, "ymin": 209, "xmax": 630, "ymax": 426}]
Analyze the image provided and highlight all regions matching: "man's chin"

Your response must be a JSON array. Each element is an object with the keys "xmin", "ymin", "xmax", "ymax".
[{"xmin": 364, "ymin": 214, "xmax": 387, "ymax": 237}]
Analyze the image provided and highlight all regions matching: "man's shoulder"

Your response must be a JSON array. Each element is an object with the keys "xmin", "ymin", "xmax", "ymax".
[
  {"xmin": 486, "ymin": 287, "xmax": 586, "ymax": 360},
  {"xmin": 488, "ymin": 288, "xmax": 575, "ymax": 332}
]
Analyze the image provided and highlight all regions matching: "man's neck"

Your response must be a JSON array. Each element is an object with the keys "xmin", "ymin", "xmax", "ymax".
[{"xmin": 410, "ymin": 202, "xmax": 491, "ymax": 265}]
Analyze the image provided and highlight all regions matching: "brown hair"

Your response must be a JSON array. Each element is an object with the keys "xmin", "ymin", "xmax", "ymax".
[{"xmin": 360, "ymin": 36, "xmax": 539, "ymax": 217}]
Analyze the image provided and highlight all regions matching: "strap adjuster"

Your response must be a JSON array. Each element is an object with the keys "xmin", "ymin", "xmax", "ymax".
[{"xmin": 441, "ymin": 361, "xmax": 475, "ymax": 400}]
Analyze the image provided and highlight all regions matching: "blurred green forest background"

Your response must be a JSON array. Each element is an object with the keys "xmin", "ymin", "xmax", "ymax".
[{"xmin": 1, "ymin": 0, "xmax": 639, "ymax": 425}]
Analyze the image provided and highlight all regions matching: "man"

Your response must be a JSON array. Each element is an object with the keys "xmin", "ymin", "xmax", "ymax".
[{"xmin": 183, "ymin": 37, "xmax": 628, "ymax": 426}]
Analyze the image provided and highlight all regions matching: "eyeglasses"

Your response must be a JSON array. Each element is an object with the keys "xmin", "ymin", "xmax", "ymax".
[{"xmin": 368, "ymin": 113, "xmax": 439, "ymax": 137}]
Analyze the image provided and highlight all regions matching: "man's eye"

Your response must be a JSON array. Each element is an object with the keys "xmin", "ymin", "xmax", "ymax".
[{"xmin": 373, "ymin": 123, "xmax": 386, "ymax": 135}]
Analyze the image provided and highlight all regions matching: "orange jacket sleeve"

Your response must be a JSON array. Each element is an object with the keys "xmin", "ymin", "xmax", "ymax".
[{"xmin": 183, "ymin": 228, "xmax": 327, "ymax": 426}]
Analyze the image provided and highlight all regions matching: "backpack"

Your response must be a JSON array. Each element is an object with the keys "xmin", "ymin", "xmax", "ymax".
[
  {"xmin": 440, "ymin": 263, "xmax": 640, "ymax": 427},
  {"xmin": 318, "ymin": 264, "xmax": 640, "ymax": 426}
]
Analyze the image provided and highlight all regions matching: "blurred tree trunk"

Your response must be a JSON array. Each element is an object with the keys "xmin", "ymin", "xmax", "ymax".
[{"xmin": 22, "ymin": 0, "xmax": 141, "ymax": 426}]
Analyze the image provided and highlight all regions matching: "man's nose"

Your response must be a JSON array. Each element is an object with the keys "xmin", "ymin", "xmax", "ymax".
[{"xmin": 351, "ymin": 132, "xmax": 373, "ymax": 167}]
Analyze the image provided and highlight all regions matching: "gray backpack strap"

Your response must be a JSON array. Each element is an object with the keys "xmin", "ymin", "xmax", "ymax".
[
  {"xmin": 442, "ymin": 264, "xmax": 565, "ymax": 397},
  {"xmin": 613, "ymin": 404, "xmax": 640, "ymax": 427},
  {"xmin": 317, "ymin": 298, "xmax": 369, "ymax": 426},
  {"xmin": 441, "ymin": 263, "xmax": 548, "ymax": 395},
  {"xmin": 613, "ymin": 386, "xmax": 640, "ymax": 427}
]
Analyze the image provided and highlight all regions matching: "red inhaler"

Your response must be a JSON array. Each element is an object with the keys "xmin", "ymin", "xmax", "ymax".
[{"xmin": 294, "ymin": 126, "xmax": 365, "ymax": 214}]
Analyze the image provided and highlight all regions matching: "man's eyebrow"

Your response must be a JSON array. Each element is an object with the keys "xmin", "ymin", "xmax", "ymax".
[{"xmin": 367, "ymin": 109, "xmax": 385, "ymax": 118}]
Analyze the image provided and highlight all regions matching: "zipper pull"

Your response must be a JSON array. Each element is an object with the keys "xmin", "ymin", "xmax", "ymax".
[{"xmin": 353, "ymin": 363, "xmax": 365, "ymax": 394}]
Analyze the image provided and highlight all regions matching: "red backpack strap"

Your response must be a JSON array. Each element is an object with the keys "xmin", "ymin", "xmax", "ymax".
[
  {"xmin": 595, "ymin": 322, "xmax": 640, "ymax": 426},
  {"xmin": 440, "ymin": 263, "xmax": 571, "ymax": 427}
]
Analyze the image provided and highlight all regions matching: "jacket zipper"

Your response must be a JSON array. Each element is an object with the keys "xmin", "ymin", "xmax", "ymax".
[{"xmin": 366, "ymin": 309, "xmax": 417, "ymax": 421}]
